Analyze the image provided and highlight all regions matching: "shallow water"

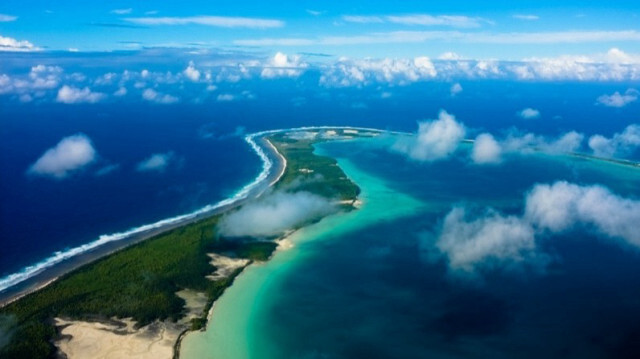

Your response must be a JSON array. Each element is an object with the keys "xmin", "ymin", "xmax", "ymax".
[{"xmin": 185, "ymin": 135, "xmax": 640, "ymax": 359}]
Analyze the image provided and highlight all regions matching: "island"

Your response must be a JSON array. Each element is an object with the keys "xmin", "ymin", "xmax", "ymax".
[{"xmin": 0, "ymin": 128, "xmax": 379, "ymax": 359}]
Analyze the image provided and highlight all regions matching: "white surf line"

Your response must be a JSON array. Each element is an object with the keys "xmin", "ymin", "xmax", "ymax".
[
  {"xmin": 0, "ymin": 126, "xmax": 404, "ymax": 294},
  {"xmin": 0, "ymin": 135, "xmax": 277, "ymax": 293}
]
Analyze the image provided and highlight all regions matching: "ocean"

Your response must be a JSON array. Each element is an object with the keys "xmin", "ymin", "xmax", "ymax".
[
  {"xmin": 1, "ymin": 80, "xmax": 639, "ymax": 356},
  {"xmin": 182, "ymin": 136, "xmax": 640, "ymax": 359}
]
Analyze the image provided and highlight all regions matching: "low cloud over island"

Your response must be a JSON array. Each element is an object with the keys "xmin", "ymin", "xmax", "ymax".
[{"xmin": 218, "ymin": 190, "xmax": 336, "ymax": 238}]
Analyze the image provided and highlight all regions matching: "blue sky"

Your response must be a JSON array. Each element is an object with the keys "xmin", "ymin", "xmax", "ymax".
[
  {"xmin": 1, "ymin": 1, "xmax": 639, "ymax": 108},
  {"xmin": 1, "ymin": 1, "xmax": 639, "ymax": 58}
]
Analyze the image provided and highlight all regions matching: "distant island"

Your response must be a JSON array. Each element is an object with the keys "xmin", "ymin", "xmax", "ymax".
[{"xmin": 0, "ymin": 128, "xmax": 380, "ymax": 359}]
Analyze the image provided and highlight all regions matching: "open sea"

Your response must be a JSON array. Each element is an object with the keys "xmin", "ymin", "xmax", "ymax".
[
  {"xmin": 182, "ymin": 136, "xmax": 640, "ymax": 359},
  {"xmin": 1, "ymin": 80, "xmax": 639, "ymax": 357}
]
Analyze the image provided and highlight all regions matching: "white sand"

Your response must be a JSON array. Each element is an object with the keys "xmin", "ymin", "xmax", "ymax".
[
  {"xmin": 176, "ymin": 289, "xmax": 208, "ymax": 324},
  {"xmin": 206, "ymin": 253, "xmax": 250, "ymax": 281},
  {"xmin": 54, "ymin": 254, "xmax": 249, "ymax": 358},
  {"xmin": 55, "ymin": 318, "xmax": 182, "ymax": 359},
  {"xmin": 337, "ymin": 198, "xmax": 363, "ymax": 208}
]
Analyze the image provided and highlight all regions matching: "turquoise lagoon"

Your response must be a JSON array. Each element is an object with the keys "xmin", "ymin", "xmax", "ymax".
[{"xmin": 182, "ymin": 135, "xmax": 640, "ymax": 359}]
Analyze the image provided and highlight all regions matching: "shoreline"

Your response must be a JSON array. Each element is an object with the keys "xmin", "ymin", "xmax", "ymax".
[
  {"xmin": 3, "ymin": 126, "xmax": 638, "ymax": 308},
  {"xmin": 0, "ymin": 135, "xmax": 285, "ymax": 307},
  {"xmin": 0, "ymin": 126, "xmax": 385, "ymax": 307}
]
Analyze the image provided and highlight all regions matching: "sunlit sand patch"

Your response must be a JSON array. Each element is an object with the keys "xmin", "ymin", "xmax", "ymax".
[
  {"xmin": 206, "ymin": 254, "xmax": 250, "ymax": 281},
  {"xmin": 55, "ymin": 317, "xmax": 182, "ymax": 359}
]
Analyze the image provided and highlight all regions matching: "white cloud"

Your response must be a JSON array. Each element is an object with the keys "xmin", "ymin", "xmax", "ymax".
[
  {"xmin": 588, "ymin": 124, "xmax": 640, "ymax": 158},
  {"xmin": 501, "ymin": 131, "xmax": 584, "ymax": 154},
  {"xmin": 136, "ymin": 152, "xmax": 174, "ymax": 172},
  {"xmin": 56, "ymin": 85, "xmax": 105, "ymax": 104},
  {"xmin": 218, "ymin": 191, "xmax": 335, "ymax": 237},
  {"xmin": 513, "ymin": 14, "xmax": 539, "ymax": 21},
  {"xmin": 0, "ymin": 35, "xmax": 39, "ymax": 52},
  {"xmin": 472, "ymin": 133, "xmax": 502, "ymax": 164},
  {"xmin": 438, "ymin": 52, "xmax": 464, "ymax": 61},
  {"xmin": 260, "ymin": 52, "xmax": 309, "ymax": 78},
  {"xmin": 342, "ymin": 14, "xmax": 488, "ymax": 28},
  {"xmin": 29, "ymin": 65, "xmax": 63, "ymax": 89},
  {"xmin": 450, "ymin": 82, "xmax": 463, "ymax": 96},
  {"xmin": 28, "ymin": 134, "xmax": 96, "ymax": 178},
  {"xmin": 596, "ymin": 88, "xmax": 638, "ymax": 107},
  {"xmin": 237, "ymin": 30, "xmax": 640, "ymax": 47},
  {"xmin": 124, "ymin": 15, "xmax": 284, "ymax": 28},
  {"xmin": 517, "ymin": 107, "xmax": 541, "ymax": 119},
  {"xmin": 0, "ymin": 74, "xmax": 11, "ymax": 94},
  {"xmin": 142, "ymin": 88, "xmax": 179, "ymax": 104},
  {"xmin": 320, "ymin": 56, "xmax": 437, "ymax": 86},
  {"xmin": 604, "ymin": 48, "xmax": 640, "ymax": 64},
  {"xmin": 431, "ymin": 181, "xmax": 640, "ymax": 275},
  {"xmin": 341, "ymin": 15, "xmax": 385, "ymax": 24},
  {"xmin": 183, "ymin": 61, "xmax": 201, "ymax": 81},
  {"xmin": 111, "ymin": 8, "xmax": 132, "ymax": 15},
  {"xmin": 0, "ymin": 65, "xmax": 63, "ymax": 95},
  {"xmin": 216, "ymin": 94, "xmax": 235, "ymax": 102},
  {"xmin": 525, "ymin": 181, "xmax": 640, "ymax": 247},
  {"xmin": 436, "ymin": 207, "xmax": 537, "ymax": 273},
  {"xmin": 0, "ymin": 14, "xmax": 17, "ymax": 22},
  {"xmin": 306, "ymin": 9, "xmax": 324, "ymax": 16},
  {"xmin": 386, "ymin": 14, "xmax": 488, "ymax": 28},
  {"xmin": 113, "ymin": 87, "xmax": 127, "ymax": 96},
  {"xmin": 393, "ymin": 110, "xmax": 466, "ymax": 161}
]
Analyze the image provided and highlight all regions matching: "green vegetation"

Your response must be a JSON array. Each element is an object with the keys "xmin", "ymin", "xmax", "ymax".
[
  {"xmin": 0, "ymin": 131, "xmax": 359, "ymax": 359},
  {"xmin": 0, "ymin": 215, "xmax": 275, "ymax": 359},
  {"xmin": 269, "ymin": 133, "xmax": 360, "ymax": 203}
]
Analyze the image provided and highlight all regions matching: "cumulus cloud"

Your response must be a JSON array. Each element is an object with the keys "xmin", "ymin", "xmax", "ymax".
[
  {"xmin": 450, "ymin": 82, "xmax": 463, "ymax": 96},
  {"xmin": 431, "ymin": 181, "xmax": 640, "ymax": 275},
  {"xmin": 218, "ymin": 191, "xmax": 336, "ymax": 237},
  {"xmin": 588, "ymin": 124, "xmax": 640, "ymax": 158},
  {"xmin": 56, "ymin": 85, "xmax": 105, "ymax": 104},
  {"xmin": 517, "ymin": 107, "xmax": 541, "ymax": 119},
  {"xmin": 501, "ymin": 131, "xmax": 584, "ymax": 154},
  {"xmin": 0, "ymin": 35, "xmax": 39, "ymax": 51},
  {"xmin": 525, "ymin": 181, "xmax": 640, "ymax": 246},
  {"xmin": 260, "ymin": 52, "xmax": 309, "ymax": 78},
  {"xmin": 28, "ymin": 134, "xmax": 96, "ymax": 178},
  {"xmin": 114, "ymin": 87, "xmax": 127, "ymax": 96},
  {"xmin": 596, "ymin": 88, "xmax": 638, "ymax": 107},
  {"xmin": 142, "ymin": 88, "xmax": 179, "ymax": 104},
  {"xmin": 393, "ymin": 110, "xmax": 466, "ymax": 161},
  {"xmin": 183, "ymin": 61, "xmax": 201, "ymax": 81},
  {"xmin": 472, "ymin": 133, "xmax": 502, "ymax": 164},
  {"xmin": 320, "ymin": 56, "xmax": 437, "ymax": 87},
  {"xmin": 136, "ymin": 152, "xmax": 174, "ymax": 172},
  {"xmin": 436, "ymin": 207, "xmax": 537, "ymax": 273}
]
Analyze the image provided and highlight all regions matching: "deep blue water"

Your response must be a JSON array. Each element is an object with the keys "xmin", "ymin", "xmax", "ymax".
[
  {"xmin": 253, "ymin": 140, "xmax": 640, "ymax": 359},
  {"xmin": 1, "ymin": 80, "xmax": 638, "ymax": 287}
]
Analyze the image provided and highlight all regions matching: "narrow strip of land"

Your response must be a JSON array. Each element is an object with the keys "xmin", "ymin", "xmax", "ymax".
[{"xmin": 0, "ymin": 128, "xmax": 372, "ymax": 359}]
